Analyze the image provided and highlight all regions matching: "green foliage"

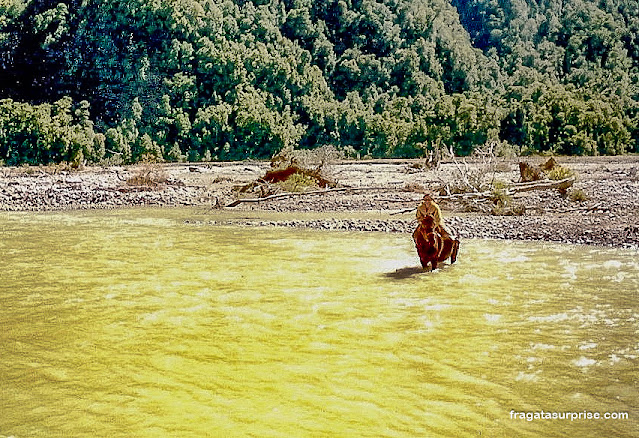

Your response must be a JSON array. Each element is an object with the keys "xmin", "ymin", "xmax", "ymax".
[
  {"xmin": 275, "ymin": 172, "xmax": 319, "ymax": 192},
  {"xmin": 489, "ymin": 188, "xmax": 525, "ymax": 216},
  {"xmin": 0, "ymin": 97, "xmax": 105, "ymax": 165},
  {"xmin": 547, "ymin": 165, "xmax": 577, "ymax": 181},
  {"xmin": 0, "ymin": 0, "xmax": 638, "ymax": 165},
  {"xmin": 569, "ymin": 188, "xmax": 589, "ymax": 202}
]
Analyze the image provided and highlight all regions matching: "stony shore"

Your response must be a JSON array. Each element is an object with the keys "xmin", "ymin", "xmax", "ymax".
[{"xmin": 1, "ymin": 157, "xmax": 638, "ymax": 249}]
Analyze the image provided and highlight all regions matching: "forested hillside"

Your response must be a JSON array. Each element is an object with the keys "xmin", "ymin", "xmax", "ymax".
[{"xmin": 1, "ymin": 0, "xmax": 638, "ymax": 165}]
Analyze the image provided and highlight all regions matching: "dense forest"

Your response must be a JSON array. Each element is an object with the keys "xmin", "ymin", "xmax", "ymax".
[{"xmin": 1, "ymin": 0, "xmax": 638, "ymax": 165}]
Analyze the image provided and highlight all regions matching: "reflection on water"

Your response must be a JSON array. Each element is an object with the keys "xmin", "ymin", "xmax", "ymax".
[{"xmin": 1, "ymin": 209, "xmax": 637, "ymax": 437}]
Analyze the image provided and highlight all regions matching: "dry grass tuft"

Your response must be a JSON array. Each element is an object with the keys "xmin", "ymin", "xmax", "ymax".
[
  {"xmin": 568, "ymin": 188, "xmax": 589, "ymax": 202},
  {"xmin": 126, "ymin": 164, "xmax": 168, "ymax": 189}
]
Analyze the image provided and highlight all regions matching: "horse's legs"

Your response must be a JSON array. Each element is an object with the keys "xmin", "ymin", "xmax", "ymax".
[
  {"xmin": 450, "ymin": 239, "xmax": 460, "ymax": 264},
  {"xmin": 413, "ymin": 230, "xmax": 430, "ymax": 268},
  {"xmin": 438, "ymin": 238, "xmax": 453, "ymax": 262}
]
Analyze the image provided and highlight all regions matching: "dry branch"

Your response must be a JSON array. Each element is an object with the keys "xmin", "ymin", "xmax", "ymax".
[
  {"xmin": 225, "ymin": 186, "xmax": 392, "ymax": 207},
  {"xmin": 226, "ymin": 177, "xmax": 575, "ymax": 208},
  {"xmin": 509, "ymin": 177, "xmax": 575, "ymax": 193},
  {"xmin": 390, "ymin": 208, "xmax": 416, "ymax": 216},
  {"xmin": 437, "ymin": 177, "xmax": 575, "ymax": 200}
]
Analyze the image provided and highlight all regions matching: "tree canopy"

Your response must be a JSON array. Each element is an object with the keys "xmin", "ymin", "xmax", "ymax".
[{"xmin": 1, "ymin": 0, "xmax": 638, "ymax": 165}]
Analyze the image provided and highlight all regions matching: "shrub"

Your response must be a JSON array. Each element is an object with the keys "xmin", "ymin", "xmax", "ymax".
[
  {"xmin": 547, "ymin": 165, "xmax": 576, "ymax": 180},
  {"xmin": 275, "ymin": 172, "xmax": 319, "ymax": 192},
  {"xmin": 568, "ymin": 189, "xmax": 589, "ymax": 202},
  {"xmin": 489, "ymin": 184, "xmax": 526, "ymax": 216},
  {"xmin": 126, "ymin": 164, "xmax": 168, "ymax": 188}
]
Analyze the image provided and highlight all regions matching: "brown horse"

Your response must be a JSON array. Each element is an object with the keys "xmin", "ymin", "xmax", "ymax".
[
  {"xmin": 413, "ymin": 226, "xmax": 442, "ymax": 270},
  {"xmin": 412, "ymin": 211, "xmax": 460, "ymax": 270}
]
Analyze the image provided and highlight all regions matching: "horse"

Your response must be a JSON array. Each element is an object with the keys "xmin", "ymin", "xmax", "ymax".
[{"xmin": 412, "ymin": 214, "xmax": 460, "ymax": 270}]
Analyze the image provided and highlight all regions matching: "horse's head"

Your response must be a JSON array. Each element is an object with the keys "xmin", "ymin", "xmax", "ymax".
[
  {"xmin": 423, "ymin": 232, "xmax": 441, "ymax": 256},
  {"xmin": 419, "ymin": 214, "xmax": 436, "ymax": 230}
]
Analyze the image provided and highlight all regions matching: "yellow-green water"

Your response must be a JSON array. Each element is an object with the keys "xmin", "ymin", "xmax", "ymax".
[{"xmin": 0, "ymin": 209, "xmax": 637, "ymax": 437}]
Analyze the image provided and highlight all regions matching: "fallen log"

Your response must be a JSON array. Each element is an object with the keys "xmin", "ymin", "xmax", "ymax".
[
  {"xmin": 390, "ymin": 208, "xmax": 417, "ymax": 216},
  {"xmin": 510, "ymin": 177, "xmax": 575, "ymax": 193},
  {"xmin": 225, "ymin": 186, "xmax": 392, "ymax": 207},
  {"xmin": 226, "ymin": 177, "xmax": 575, "ymax": 208},
  {"xmin": 437, "ymin": 177, "xmax": 575, "ymax": 200}
]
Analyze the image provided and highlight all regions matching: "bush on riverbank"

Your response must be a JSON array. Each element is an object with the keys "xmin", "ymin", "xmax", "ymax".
[{"xmin": 0, "ymin": 98, "xmax": 105, "ymax": 166}]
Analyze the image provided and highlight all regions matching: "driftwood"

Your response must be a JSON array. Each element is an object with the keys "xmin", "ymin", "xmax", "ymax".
[
  {"xmin": 390, "ymin": 208, "xmax": 418, "ymax": 216},
  {"xmin": 227, "ymin": 177, "xmax": 575, "ymax": 208},
  {"xmin": 437, "ymin": 177, "xmax": 575, "ymax": 200},
  {"xmin": 510, "ymin": 176, "xmax": 575, "ymax": 194},
  {"xmin": 390, "ymin": 177, "xmax": 575, "ymax": 215},
  {"xmin": 225, "ymin": 186, "xmax": 391, "ymax": 207}
]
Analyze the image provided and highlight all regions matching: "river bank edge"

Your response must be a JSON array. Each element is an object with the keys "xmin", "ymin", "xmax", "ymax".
[{"xmin": 1, "ymin": 156, "xmax": 638, "ymax": 249}]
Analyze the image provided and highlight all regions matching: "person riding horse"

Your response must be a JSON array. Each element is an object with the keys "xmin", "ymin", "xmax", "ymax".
[{"xmin": 413, "ymin": 194, "xmax": 460, "ymax": 270}]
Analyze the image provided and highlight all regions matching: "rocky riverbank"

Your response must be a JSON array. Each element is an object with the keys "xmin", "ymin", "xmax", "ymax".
[
  {"xmin": 1, "ymin": 157, "xmax": 638, "ymax": 248},
  {"xmin": 184, "ymin": 213, "xmax": 638, "ymax": 248}
]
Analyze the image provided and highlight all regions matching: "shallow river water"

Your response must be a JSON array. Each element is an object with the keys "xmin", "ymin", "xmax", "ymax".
[{"xmin": 1, "ymin": 208, "xmax": 637, "ymax": 437}]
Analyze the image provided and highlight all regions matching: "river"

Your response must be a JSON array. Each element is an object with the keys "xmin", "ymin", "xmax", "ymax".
[{"xmin": 1, "ymin": 208, "xmax": 637, "ymax": 437}]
